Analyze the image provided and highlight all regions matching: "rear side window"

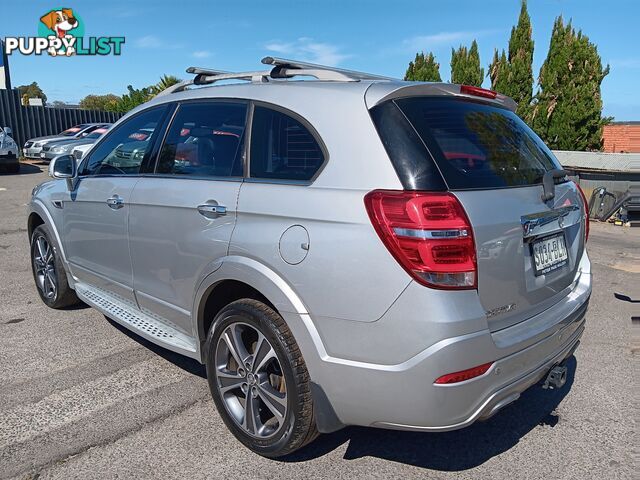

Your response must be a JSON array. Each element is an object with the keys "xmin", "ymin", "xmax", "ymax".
[
  {"xmin": 157, "ymin": 102, "xmax": 247, "ymax": 177},
  {"xmin": 374, "ymin": 98, "xmax": 561, "ymax": 190},
  {"xmin": 249, "ymin": 106, "xmax": 324, "ymax": 181}
]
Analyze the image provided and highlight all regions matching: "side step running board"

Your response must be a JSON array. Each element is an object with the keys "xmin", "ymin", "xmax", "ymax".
[{"xmin": 75, "ymin": 283, "xmax": 198, "ymax": 358}]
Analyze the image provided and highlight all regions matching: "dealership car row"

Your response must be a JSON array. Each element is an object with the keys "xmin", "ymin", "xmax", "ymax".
[{"xmin": 22, "ymin": 122, "xmax": 112, "ymax": 162}]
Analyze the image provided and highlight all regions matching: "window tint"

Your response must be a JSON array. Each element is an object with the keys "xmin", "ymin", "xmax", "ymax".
[
  {"xmin": 156, "ymin": 102, "xmax": 246, "ymax": 177},
  {"xmin": 381, "ymin": 98, "xmax": 561, "ymax": 190},
  {"xmin": 250, "ymin": 106, "xmax": 324, "ymax": 181},
  {"xmin": 81, "ymin": 107, "xmax": 164, "ymax": 176}
]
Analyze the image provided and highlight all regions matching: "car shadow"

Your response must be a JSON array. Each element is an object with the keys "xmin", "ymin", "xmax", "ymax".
[
  {"xmin": 13, "ymin": 162, "xmax": 44, "ymax": 175},
  {"xmin": 283, "ymin": 356, "xmax": 577, "ymax": 471},
  {"xmin": 104, "ymin": 315, "xmax": 207, "ymax": 378}
]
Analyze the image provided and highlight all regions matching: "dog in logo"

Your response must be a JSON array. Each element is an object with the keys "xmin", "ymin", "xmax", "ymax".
[{"xmin": 39, "ymin": 9, "xmax": 79, "ymax": 56}]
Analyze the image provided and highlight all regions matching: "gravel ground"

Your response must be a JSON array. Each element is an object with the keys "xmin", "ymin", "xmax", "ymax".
[{"xmin": 0, "ymin": 165, "xmax": 638, "ymax": 479}]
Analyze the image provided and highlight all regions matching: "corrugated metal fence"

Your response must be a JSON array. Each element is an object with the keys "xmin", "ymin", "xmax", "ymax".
[{"xmin": 0, "ymin": 88, "xmax": 122, "ymax": 151}]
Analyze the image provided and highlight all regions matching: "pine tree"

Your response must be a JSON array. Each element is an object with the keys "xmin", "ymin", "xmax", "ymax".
[
  {"xmin": 450, "ymin": 40, "xmax": 484, "ymax": 86},
  {"xmin": 489, "ymin": 0, "xmax": 534, "ymax": 119},
  {"xmin": 531, "ymin": 16, "xmax": 610, "ymax": 151},
  {"xmin": 489, "ymin": 49, "xmax": 509, "ymax": 93},
  {"xmin": 404, "ymin": 52, "xmax": 442, "ymax": 82}
]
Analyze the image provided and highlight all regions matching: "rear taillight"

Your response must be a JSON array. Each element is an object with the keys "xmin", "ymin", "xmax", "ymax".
[
  {"xmin": 364, "ymin": 190, "xmax": 477, "ymax": 289},
  {"xmin": 434, "ymin": 362, "xmax": 493, "ymax": 384},
  {"xmin": 460, "ymin": 85, "xmax": 498, "ymax": 99},
  {"xmin": 573, "ymin": 181, "xmax": 589, "ymax": 243}
]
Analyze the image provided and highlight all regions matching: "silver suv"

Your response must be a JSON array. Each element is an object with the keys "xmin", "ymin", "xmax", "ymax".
[{"xmin": 28, "ymin": 57, "xmax": 592, "ymax": 458}]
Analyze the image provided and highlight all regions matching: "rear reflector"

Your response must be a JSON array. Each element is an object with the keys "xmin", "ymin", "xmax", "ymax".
[
  {"xmin": 434, "ymin": 362, "xmax": 493, "ymax": 384},
  {"xmin": 573, "ymin": 181, "xmax": 589, "ymax": 243},
  {"xmin": 364, "ymin": 190, "xmax": 477, "ymax": 289}
]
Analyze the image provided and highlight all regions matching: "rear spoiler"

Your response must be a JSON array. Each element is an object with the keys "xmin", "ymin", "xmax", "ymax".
[{"xmin": 365, "ymin": 82, "xmax": 517, "ymax": 112}]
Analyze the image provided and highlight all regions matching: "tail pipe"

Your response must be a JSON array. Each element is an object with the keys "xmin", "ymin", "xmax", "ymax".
[{"xmin": 542, "ymin": 340, "xmax": 579, "ymax": 390}]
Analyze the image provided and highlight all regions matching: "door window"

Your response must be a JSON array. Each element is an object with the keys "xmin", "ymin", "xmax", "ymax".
[
  {"xmin": 249, "ymin": 106, "xmax": 325, "ymax": 181},
  {"xmin": 156, "ymin": 102, "xmax": 247, "ymax": 177},
  {"xmin": 80, "ymin": 107, "xmax": 165, "ymax": 176}
]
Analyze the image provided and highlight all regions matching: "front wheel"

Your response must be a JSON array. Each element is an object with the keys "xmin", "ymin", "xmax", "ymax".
[
  {"xmin": 30, "ymin": 224, "xmax": 79, "ymax": 308},
  {"xmin": 205, "ymin": 299, "xmax": 318, "ymax": 457}
]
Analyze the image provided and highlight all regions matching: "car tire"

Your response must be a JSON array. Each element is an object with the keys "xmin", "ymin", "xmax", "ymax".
[
  {"xmin": 205, "ymin": 299, "xmax": 318, "ymax": 457},
  {"xmin": 30, "ymin": 224, "xmax": 80, "ymax": 308}
]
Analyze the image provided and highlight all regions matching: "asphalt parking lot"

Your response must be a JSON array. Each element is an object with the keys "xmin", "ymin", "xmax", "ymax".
[{"xmin": 0, "ymin": 165, "xmax": 638, "ymax": 480}]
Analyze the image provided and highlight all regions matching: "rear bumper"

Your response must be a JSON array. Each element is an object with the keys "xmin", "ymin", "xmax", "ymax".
[
  {"xmin": 0, "ymin": 152, "xmax": 18, "ymax": 163},
  {"xmin": 375, "ymin": 310, "xmax": 585, "ymax": 432},
  {"xmin": 305, "ymin": 255, "xmax": 591, "ymax": 432}
]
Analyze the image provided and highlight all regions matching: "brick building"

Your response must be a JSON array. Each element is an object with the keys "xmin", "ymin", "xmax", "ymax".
[{"xmin": 603, "ymin": 121, "xmax": 640, "ymax": 153}]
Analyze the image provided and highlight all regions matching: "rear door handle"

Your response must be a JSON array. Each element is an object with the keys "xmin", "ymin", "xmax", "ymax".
[
  {"xmin": 197, "ymin": 203, "xmax": 227, "ymax": 218},
  {"xmin": 106, "ymin": 195, "xmax": 124, "ymax": 209}
]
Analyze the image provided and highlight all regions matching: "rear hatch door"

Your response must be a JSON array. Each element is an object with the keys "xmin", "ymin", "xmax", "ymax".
[{"xmin": 386, "ymin": 96, "xmax": 587, "ymax": 331}]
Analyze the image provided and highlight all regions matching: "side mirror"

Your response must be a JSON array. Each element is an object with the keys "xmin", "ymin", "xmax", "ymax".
[
  {"xmin": 2, "ymin": 127, "xmax": 12, "ymax": 136},
  {"xmin": 49, "ymin": 155, "xmax": 77, "ymax": 191}
]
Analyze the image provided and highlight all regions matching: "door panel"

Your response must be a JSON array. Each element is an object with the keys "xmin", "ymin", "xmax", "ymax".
[
  {"xmin": 128, "ymin": 178, "xmax": 241, "ymax": 333},
  {"xmin": 128, "ymin": 100, "xmax": 248, "ymax": 334},
  {"xmin": 63, "ymin": 177, "xmax": 138, "ymax": 302},
  {"xmin": 64, "ymin": 105, "xmax": 168, "ymax": 304}
]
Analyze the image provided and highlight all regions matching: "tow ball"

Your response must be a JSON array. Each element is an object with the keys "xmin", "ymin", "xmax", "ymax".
[{"xmin": 542, "ymin": 364, "xmax": 568, "ymax": 390}]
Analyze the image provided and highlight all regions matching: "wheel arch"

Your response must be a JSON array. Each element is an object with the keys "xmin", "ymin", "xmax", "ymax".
[
  {"xmin": 28, "ymin": 211, "xmax": 45, "ymax": 239},
  {"xmin": 193, "ymin": 256, "xmax": 309, "ymax": 356},
  {"xmin": 193, "ymin": 256, "xmax": 345, "ymax": 434}
]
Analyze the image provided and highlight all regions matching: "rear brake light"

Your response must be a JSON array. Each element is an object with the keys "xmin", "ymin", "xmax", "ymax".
[
  {"xmin": 364, "ymin": 190, "xmax": 477, "ymax": 289},
  {"xmin": 434, "ymin": 362, "xmax": 493, "ymax": 384},
  {"xmin": 573, "ymin": 181, "xmax": 589, "ymax": 242},
  {"xmin": 460, "ymin": 85, "xmax": 497, "ymax": 99}
]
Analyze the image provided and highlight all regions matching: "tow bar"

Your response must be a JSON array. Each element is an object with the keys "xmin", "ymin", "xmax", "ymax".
[{"xmin": 542, "ymin": 364, "xmax": 568, "ymax": 390}]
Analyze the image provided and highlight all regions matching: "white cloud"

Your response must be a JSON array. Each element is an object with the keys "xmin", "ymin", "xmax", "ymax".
[
  {"xmin": 192, "ymin": 50, "xmax": 212, "ymax": 59},
  {"xmin": 135, "ymin": 35, "xmax": 163, "ymax": 48},
  {"xmin": 400, "ymin": 29, "xmax": 500, "ymax": 53},
  {"xmin": 264, "ymin": 37, "xmax": 350, "ymax": 66}
]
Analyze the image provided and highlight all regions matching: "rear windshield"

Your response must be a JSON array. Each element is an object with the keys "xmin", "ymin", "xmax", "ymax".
[{"xmin": 373, "ymin": 97, "xmax": 562, "ymax": 190}]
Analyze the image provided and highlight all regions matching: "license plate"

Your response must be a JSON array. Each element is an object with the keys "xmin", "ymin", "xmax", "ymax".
[
  {"xmin": 40, "ymin": 151, "xmax": 46, "ymax": 158},
  {"xmin": 531, "ymin": 233, "xmax": 568, "ymax": 276}
]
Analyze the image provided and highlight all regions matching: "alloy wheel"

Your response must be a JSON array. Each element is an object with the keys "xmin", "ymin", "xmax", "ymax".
[
  {"xmin": 33, "ymin": 235, "xmax": 57, "ymax": 299},
  {"xmin": 214, "ymin": 321, "xmax": 288, "ymax": 438}
]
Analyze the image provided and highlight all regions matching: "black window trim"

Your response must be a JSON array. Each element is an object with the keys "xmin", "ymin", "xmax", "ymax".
[
  {"xmin": 77, "ymin": 104, "xmax": 172, "ymax": 179},
  {"xmin": 75, "ymin": 98, "xmax": 329, "ymax": 186},
  {"xmin": 246, "ymin": 100, "xmax": 329, "ymax": 185}
]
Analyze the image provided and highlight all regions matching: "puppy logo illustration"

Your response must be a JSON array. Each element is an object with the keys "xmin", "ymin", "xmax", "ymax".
[
  {"xmin": 39, "ymin": 9, "xmax": 79, "ymax": 56},
  {"xmin": 4, "ymin": 8, "xmax": 124, "ymax": 57}
]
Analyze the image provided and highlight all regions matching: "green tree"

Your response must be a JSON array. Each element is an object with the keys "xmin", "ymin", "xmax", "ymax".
[
  {"xmin": 111, "ymin": 85, "xmax": 153, "ymax": 113},
  {"xmin": 149, "ymin": 75, "xmax": 182, "ymax": 96},
  {"xmin": 531, "ymin": 16, "xmax": 610, "ymax": 151},
  {"xmin": 450, "ymin": 40, "xmax": 484, "ymax": 86},
  {"xmin": 17, "ymin": 82, "xmax": 47, "ymax": 105},
  {"xmin": 79, "ymin": 94, "xmax": 121, "ymax": 111},
  {"xmin": 489, "ymin": 0, "xmax": 535, "ymax": 119},
  {"xmin": 404, "ymin": 52, "xmax": 442, "ymax": 82}
]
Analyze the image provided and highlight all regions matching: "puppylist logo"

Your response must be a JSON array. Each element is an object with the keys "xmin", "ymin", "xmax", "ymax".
[{"xmin": 4, "ymin": 8, "xmax": 124, "ymax": 57}]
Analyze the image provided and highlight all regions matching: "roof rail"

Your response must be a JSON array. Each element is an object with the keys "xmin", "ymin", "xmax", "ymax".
[
  {"xmin": 261, "ymin": 56, "xmax": 396, "ymax": 81},
  {"xmin": 157, "ymin": 57, "xmax": 395, "ymax": 95}
]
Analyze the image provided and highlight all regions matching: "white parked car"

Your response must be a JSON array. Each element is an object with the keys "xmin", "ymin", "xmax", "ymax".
[{"xmin": 0, "ymin": 126, "xmax": 19, "ymax": 173}]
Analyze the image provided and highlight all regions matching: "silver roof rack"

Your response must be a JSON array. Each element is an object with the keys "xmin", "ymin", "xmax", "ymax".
[
  {"xmin": 261, "ymin": 56, "xmax": 396, "ymax": 81},
  {"xmin": 157, "ymin": 57, "xmax": 395, "ymax": 95}
]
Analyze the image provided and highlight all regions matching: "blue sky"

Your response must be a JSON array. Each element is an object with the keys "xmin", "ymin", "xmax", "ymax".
[{"xmin": 3, "ymin": 0, "xmax": 638, "ymax": 119}]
